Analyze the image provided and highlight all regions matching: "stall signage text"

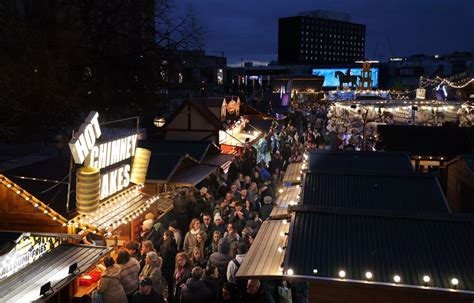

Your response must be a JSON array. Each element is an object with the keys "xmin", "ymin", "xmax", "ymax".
[
  {"xmin": 0, "ymin": 234, "xmax": 61, "ymax": 280},
  {"xmin": 69, "ymin": 111, "xmax": 138, "ymax": 200}
]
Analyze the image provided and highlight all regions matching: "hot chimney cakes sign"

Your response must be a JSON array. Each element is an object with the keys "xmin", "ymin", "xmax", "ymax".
[{"xmin": 69, "ymin": 112, "xmax": 138, "ymax": 205}]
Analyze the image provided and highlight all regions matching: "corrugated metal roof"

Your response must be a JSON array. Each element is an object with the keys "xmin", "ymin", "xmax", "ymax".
[
  {"xmin": 309, "ymin": 150, "xmax": 414, "ymax": 173},
  {"xmin": 285, "ymin": 210, "xmax": 474, "ymax": 292},
  {"xmin": 236, "ymin": 220, "xmax": 289, "ymax": 278},
  {"xmin": 270, "ymin": 185, "xmax": 301, "ymax": 219},
  {"xmin": 0, "ymin": 244, "xmax": 110, "ymax": 303},
  {"xmin": 201, "ymin": 153, "xmax": 234, "ymax": 167},
  {"xmin": 301, "ymin": 172, "xmax": 450, "ymax": 213}
]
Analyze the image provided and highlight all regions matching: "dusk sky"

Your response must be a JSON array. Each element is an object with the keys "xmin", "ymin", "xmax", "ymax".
[{"xmin": 178, "ymin": 0, "xmax": 474, "ymax": 66}]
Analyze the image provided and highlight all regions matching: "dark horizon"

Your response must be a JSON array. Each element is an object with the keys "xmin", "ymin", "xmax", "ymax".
[{"xmin": 178, "ymin": 0, "xmax": 474, "ymax": 66}]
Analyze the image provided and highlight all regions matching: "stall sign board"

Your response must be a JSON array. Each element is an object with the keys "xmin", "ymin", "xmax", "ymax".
[
  {"xmin": 0, "ymin": 234, "xmax": 62, "ymax": 280},
  {"xmin": 69, "ymin": 111, "xmax": 138, "ymax": 200}
]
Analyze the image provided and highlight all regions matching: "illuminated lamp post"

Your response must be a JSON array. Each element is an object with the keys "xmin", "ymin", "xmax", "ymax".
[{"xmin": 154, "ymin": 117, "xmax": 166, "ymax": 128}]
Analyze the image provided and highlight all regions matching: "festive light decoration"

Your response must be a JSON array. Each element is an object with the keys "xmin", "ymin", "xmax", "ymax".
[
  {"xmin": 365, "ymin": 271, "xmax": 373, "ymax": 280},
  {"xmin": 287, "ymin": 269, "xmax": 294, "ymax": 276},
  {"xmin": 0, "ymin": 175, "xmax": 68, "ymax": 226},
  {"xmin": 393, "ymin": 275, "xmax": 401, "ymax": 283},
  {"xmin": 338, "ymin": 270, "xmax": 346, "ymax": 278}
]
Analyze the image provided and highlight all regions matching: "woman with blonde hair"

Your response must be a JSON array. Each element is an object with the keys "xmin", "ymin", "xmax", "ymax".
[
  {"xmin": 139, "ymin": 251, "xmax": 168, "ymax": 300},
  {"xmin": 191, "ymin": 246, "xmax": 207, "ymax": 268},
  {"xmin": 173, "ymin": 252, "xmax": 192, "ymax": 303}
]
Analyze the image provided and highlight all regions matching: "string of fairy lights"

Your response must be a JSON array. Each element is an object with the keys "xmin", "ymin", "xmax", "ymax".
[
  {"xmin": 0, "ymin": 175, "xmax": 165, "ymax": 235},
  {"xmin": 274, "ymin": 153, "xmax": 463, "ymax": 290}
]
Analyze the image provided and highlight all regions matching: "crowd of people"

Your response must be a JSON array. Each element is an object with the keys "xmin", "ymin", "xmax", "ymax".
[{"xmin": 88, "ymin": 116, "xmax": 320, "ymax": 303}]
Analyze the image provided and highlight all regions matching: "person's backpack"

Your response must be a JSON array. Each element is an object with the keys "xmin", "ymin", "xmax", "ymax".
[{"xmin": 232, "ymin": 259, "xmax": 247, "ymax": 295}]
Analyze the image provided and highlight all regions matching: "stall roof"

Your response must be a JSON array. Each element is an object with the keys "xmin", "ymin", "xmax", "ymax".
[
  {"xmin": 309, "ymin": 150, "xmax": 414, "ymax": 174},
  {"xmin": 142, "ymin": 141, "xmax": 212, "ymax": 162},
  {"xmin": 3, "ymin": 155, "xmax": 75, "ymax": 219},
  {"xmin": 70, "ymin": 187, "xmax": 155, "ymax": 233},
  {"xmin": 147, "ymin": 154, "xmax": 186, "ymax": 182},
  {"xmin": 169, "ymin": 165, "xmax": 217, "ymax": 186},
  {"xmin": 285, "ymin": 210, "xmax": 474, "ymax": 293},
  {"xmin": 270, "ymin": 185, "xmax": 301, "ymax": 219},
  {"xmin": 301, "ymin": 172, "xmax": 450, "ymax": 213},
  {"xmin": 236, "ymin": 220, "xmax": 288, "ymax": 279},
  {"xmin": 378, "ymin": 125, "xmax": 474, "ymax": 156},
  {"xmin": 0, "ymin": 244, "xmax": 110, "ymax": 303},
  {"xmin": 282, "ymin": 162, "xmax": 303, "ymax": 185},
  {"xmin": 201, "ymin": 153, "xmax": 234, "ymax": 167}
]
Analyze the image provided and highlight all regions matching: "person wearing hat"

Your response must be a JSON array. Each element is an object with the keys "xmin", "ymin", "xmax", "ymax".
[
  {"xmin": 132, "ymin": 277, "xmax": 163, "ymax": 303},
  {"xmin": 212, "ymin": 213, "xmax": 225, "ymax": 235},
  {"xmin": 140, "ymin": 219, "xmax": 160, "ymax": 250},
  {"xmin": 145, "ymin": 212, "xmax": 165, "ymax": 238}
]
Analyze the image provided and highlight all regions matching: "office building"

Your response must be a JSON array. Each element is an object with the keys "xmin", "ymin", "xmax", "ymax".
[{"xmin": 278, "ymin": 10, "xmax": 366, "ymax": 65}]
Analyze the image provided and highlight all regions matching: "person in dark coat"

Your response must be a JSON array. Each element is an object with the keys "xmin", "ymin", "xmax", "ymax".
[
  {"xmin": 260, "ymin": 196, "xmax": 274, "ymax": 221},
  {"xmin": 208, "ymin": 238, "xmax": 233, "ymax": 284},
  {"xmin": 242, "ymin": 279, "xmax": 275, "ymax": 303},
  {"xmin": 180, "ymin": 266, "xmax": 213, "ymax": 303},
  {"xmin": 132, "ymin": 277, "xmax": 164, "ymax": 303},
  {"xmin": 200, "ymin": 264, "xmax": 220, "ymax": 303},
  {"xmin": 160, "ymin": 231, "xmax": 177, "ymax": 303},
  {"xmin": 228, "ymin": 201, "xmax": 249, "ymax": 234},
  {"xmin": 140, "ymin": 219, "xmax": 160, "ymax": 250},
  {"xmin": 173, "ymin": 191, "xmax": 192, "ymax": 242}
]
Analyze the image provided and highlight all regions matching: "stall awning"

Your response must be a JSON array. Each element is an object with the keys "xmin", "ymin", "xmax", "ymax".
[
  {"xmin": 201, "ymin": 153, "xmax": 234, "ymax": 168},
  {"xmin": 69, "ymin": 186, "xmax": 160, "ymax": 235},
  {"xmin": 236, "ymin": 220, "xmax": 289, "ymax": 279},
  {"xmin": 0, "ymin": 244, "xmax": 110, "ymax": 303},
  {"xmin": 270, "ymin": 185, "xmax": 301, "ymax": 219},
  {"xmin": 169, "ymin": 165, "xmax": 217, "ymax": 186},
  {"xmin": 282, "ymin": 162, "xmax": 303, "ymax": 185}
]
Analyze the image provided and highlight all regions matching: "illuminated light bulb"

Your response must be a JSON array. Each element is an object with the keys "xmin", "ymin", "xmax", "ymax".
[
  {"xmin": 25, "ymin": 197, "xmax": 30, "ymax": 201},
  {"xmin": 279, "ymin": 188, "xmax": 284, "ymax": 194},
  {"xmin": 53, "ymin": 217, "xmax": 57, "ymax": 221},
  {"xmin": 16, "ymin": 190, "xmax": 21, "ymax": 194},
  {"xmin": 62, "ymin": 223, "xmax": 67, "ymax": 227},
  {"xmin": 279, "ymin": 265, "xmax": 284, "ymax": 272},
  {"xmin": 423, "ymin": 275, "xmax": 430, "ymax": 283},
  {"xmin": 282, "ymin": 219, "xmax": 288, "ymax": 225},
  {"xmin": 43, "ymin": 210, "xmax": 48, "ymax": 214},
  {"xmin": 7, "ymin": 184, "xmax": 12, "ymax": 188},
  {"xmin": 277, "ymin": 246, "xmax": 284, "ymax": 253},
  {"xmin": 287, "ymin": 269, "xmax": 294, "ymax": 276},
  {"xmin": 393, "ymin": 275, "xmax": 401, "ymax": 283},
  {"xmin": 451, "ymin": 278, "xmax": 459, "ymax": 287},
  {"xmin": 365, "ymin": 271, "xmax": 373, "ymax": 280},
  {"xmin": 280, "ymin": 231, "xmax": 287, "ymax": 237},
  {"xmin": 92, "ymin": 230, "xmax": 97, "ymax": 234},
  {"xmin": 297, "ymin": 177, "xmax": 301, "ymax": 181},
  {"xmin": 313, "ymin": 269, "xmax": 318, "ymax": 275},
  {"xmin": 338, "ymin": 270, "xmax": 346, "ymax": 278},
  {"xmin": 441, "ymin": 157, "xmax": 444, "ymax": 160}
]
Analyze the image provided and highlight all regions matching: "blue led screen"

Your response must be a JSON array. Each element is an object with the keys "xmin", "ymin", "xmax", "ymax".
[{"xmin": 312, "ymin": 68, "xmax": 379, "ymax": 88}]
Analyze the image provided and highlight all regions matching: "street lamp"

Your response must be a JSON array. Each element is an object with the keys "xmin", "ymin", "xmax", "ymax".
[{"xmin": 154, "ymin": 117, "xmax": 166, "ymax": 128}]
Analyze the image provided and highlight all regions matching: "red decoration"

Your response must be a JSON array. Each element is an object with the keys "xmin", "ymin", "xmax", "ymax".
[
  {"xmin": 79, "ymin": 275, "xmax": 93, "ymax": 286},
  {"xmin": 89, "ymin": 270, "xmax": 102, "ymax": 282}
]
